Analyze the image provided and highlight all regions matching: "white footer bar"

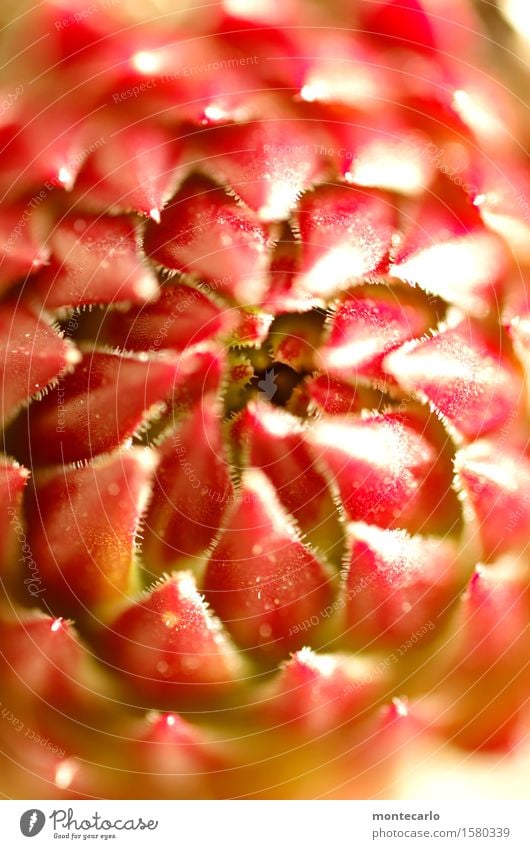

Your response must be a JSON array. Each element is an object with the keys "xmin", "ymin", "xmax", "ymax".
[{"xmin": 3, "ymin": 800, "xmax": 528, "ymax": 848}]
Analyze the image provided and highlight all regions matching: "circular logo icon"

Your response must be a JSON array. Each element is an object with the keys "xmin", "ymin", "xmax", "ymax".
[{"xmin": 20, "ymin": 810, "xmax": 46, "ymax": 837}]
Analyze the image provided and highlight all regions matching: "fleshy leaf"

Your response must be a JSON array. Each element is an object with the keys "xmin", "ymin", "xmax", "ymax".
[
  {"xmin": 24, "ymin": 350, "xmax": 186, "ymax": 464},
  {"xmin": 0, "ymin": 108, "xmax": 94, "ymax": 198},
  {"xmin": 229, "ymin": 308, "xmax": 274, "ymax": 347},
  {"xmin": 391, "ymin": 233, "xmax": 507, "ymax": 317},
  {"xmin": 101, "ymin": 572, "xmax": 245, "ymax": 705},
  {"xmin": 342, "ymin": 522, "xmax": 458, "ymax": 646},
  {"xmin": 233, "ymin": 401, "xmax": 343, "ymax": 557},
  {"xmin": 384, "ymin": 319, "xmax": 522, "ymax": 440},
  {"xmin": 26, "ymin": 449, "xmax": 156, "ymax": 612},
  {"xmin": 433, "ymin": 561, "xmax": 529, "ymax": 751},
  {"xmin": 288, "ymin": 373, "xmax": 364, "ymax": 417},
  {"xmin": 112, "ymin": 37, "xmax": 262, "ymax": 125},
  {"xmin": 263, "ymin": 227, "xmax": 320, "ymax": 314},
  {"xmin": 298, "ymin": 35, "xmax": 394, "ymax": 110},
  {"xmin": 319, "ymin": 285, "xmax": 434, "ymax": 383},
  {"xmin": 127, "ymin": 712, "xmax": 220, "ymax": 798},
  {"xmin": 390, "ymin": 178, "xmax": 507, "ymax": 315},
  {"xmin": 0, "ymin": 301, "xmax": 80, "ymax": 424},
  {"xmin": 257, "ymin": 648, "xmax": 387, "ymax": 733},
  {"xmin": 476, "ymin": 164, "xmax": 530, "ymax": 262},
  {"xmin": 307, "ymin": 412, "xmax": 452, "ymax": 534},
  {"xmin": 75, "ymin": 122, "xmax": 182, "ymax": 219},
  {"xmin": 343, "ymin": 124, "xmax": 435, "ymax": 195},
  {"xmin": 98, "ymin": 284, "xmax": 234, "ymax": 352},
  {"xmin": 0, "ymin": 614, "xmax": 109, "ymax": 712},
  {"xmin": 202, "ymin": 117, "xmax": 327, "ymax": 221},
  {"xmin": 0, "ymin": 457, "xmax": 30, "ymax": 574},
  {"xmin": 203, "ymin": 468, "xmax": 334, "ymax": 660},
  {"xmin": 358, "ymin": 0, "xmax": 437, "ymax": 53},
  {"xmin": 29, "ymin": 215, "xmax": 158, "ymax": 309},
  {"xmin": 0, "ymin": 204, "xmax": 49, "ymax": 294},
  {"xmin": 269, "ymin": 311, "xmax": 324, "ymax": 372},
  {"xmin": 455, "ymin": 441, "xmax": 530, "ymax": 561},
  {"xmin": 454, "ymin": 563, "xmax": 528, "ymax": 675},
  {"xmin": 143, "ymin": 175, "xmax": 270, "ymax": 303},
  {"xmin": 170, "ymin": 345, "xmax": 226, "ymax": 411},
  {"xmin": 143, "ymin": 395, "xmax": 234, "ymax": 571},
  {"xmin": 296, "ymin": 184, "xmax": 395, "ymax": 298}
]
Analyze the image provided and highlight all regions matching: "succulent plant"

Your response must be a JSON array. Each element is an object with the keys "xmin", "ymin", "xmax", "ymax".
[{"xmin": 0, "ymin": 0, "xmax": 528, "ymax": 800}]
